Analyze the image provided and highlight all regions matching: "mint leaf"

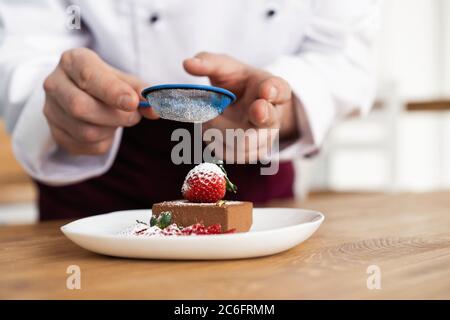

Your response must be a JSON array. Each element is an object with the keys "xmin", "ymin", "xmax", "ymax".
[
  {"xmin": 157, "ymin": 211, "xmax": 172, "ymax": 229},
  {"xmin": 150, "ymin": 215, "xmax": 158, "ymax": 227}
]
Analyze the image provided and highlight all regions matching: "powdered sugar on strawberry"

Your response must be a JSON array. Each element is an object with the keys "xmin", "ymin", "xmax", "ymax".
[
  {"xmin": 181, "ymin": 163, "xmax": 224, "ymax": 193},
  {"xmin": 182, "ymin": 162, "xmax": 237, "ymax": 203}
]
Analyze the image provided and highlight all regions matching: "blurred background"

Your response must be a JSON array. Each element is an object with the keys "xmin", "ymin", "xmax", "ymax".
[{"xmin": 0, "ymin": 0, "xmax": 449, "ymax": 224}]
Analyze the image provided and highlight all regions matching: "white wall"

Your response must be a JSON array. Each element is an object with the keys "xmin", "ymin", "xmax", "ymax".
[
  {"xmin": 306, "ymin": 0, "xmax": 450, "ymax": 193},
  {"xmin": 376, "ymin": 0, "xmax": 446, "ymax": 99},
  {"xmin": 442, "ymin": 0, "xmax": 450, "ymax": 93}
]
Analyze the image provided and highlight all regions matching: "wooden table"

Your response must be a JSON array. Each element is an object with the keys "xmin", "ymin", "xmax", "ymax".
[
  {"xmin": 1, "ymin": 192, "xmax": 449, "ymax": 299},
  {"xmin": 0, "ymin": 121, "xmax": 36, "ymax": 204}
]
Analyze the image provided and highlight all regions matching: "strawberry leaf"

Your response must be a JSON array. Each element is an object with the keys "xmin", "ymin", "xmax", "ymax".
[
  {"xmin": 216, "ymin": 162, "xmax": 237, "ymax": 194},
  {"xmin": 225, "ymin": 177, "xmax": 237, "ymax": 193}
]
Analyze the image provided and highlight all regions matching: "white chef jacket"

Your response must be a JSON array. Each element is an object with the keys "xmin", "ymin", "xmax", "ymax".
[{"xmin": 0, "ymin": 0, "xmax": 380, "ymax": 186}]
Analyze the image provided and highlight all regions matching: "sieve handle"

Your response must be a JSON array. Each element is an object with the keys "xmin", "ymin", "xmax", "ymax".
[{"xmin": 138, "ymin": 101, "xmax": 151, "ymax": 108}]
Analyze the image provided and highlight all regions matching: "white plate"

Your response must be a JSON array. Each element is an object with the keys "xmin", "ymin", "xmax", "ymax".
[{"xmin": 61, "ymin": 208, "xmax": 324, "ymax": 260}]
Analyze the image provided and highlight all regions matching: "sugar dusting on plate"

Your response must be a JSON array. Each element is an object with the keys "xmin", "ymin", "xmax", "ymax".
[
  {"xmin": 118, "ymin": 222, "xmax": 182, "ymax": 237},
  {"xmin": 118, "ymin": 220, "xmax": 227, "ymax": 237}
]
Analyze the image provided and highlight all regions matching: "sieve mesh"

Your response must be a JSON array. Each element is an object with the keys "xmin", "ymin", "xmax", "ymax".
[{"xmin": 146, "ymin": 89, "xmax": 224, "ymax": 123}]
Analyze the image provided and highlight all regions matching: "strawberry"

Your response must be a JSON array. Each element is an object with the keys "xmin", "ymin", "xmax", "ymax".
[{"xmin": 181, "ymin": 162, "xmax": 237, "ymax": 203}]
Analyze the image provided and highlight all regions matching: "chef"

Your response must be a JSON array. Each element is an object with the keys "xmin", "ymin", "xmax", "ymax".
[{"xmin": 0, "ymin": 0, "xmax": 379, "ymax": 219}]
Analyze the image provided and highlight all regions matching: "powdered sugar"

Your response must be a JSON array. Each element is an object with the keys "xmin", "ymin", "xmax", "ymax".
[
  {"xmin": 118, "ymin": 222, "xmax": 182, "ymax": 237},
  {"xmin": 117, "ymin": 220, "xmax": 227, "ymax": 237},
  {"xmin": 146, "ymin": 89, "xmax": 222, "ymax": 123},
  {"xmin": 157, "ymin": 199, "xmax": 244, "ymax": 207}
]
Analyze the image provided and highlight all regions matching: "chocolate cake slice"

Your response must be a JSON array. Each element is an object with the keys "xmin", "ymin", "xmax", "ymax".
[{"xmin": 152, "ymin": 200, "xmax": 253, "ymax": 233}]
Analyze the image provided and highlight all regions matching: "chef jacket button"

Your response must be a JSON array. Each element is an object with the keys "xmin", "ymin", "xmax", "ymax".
[
  {"xmin": 266, "ymin": 9, "xmax": 277, "ymax": 18},
  {"xmin": 149, "ymin": 13, "xmax": 160, "ymax": 24}
]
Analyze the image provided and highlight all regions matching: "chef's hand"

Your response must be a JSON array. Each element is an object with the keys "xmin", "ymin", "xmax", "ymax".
[
  {"xmin": 183, "ymin": 52, "xmax": 299, "ymax": 161},
  {"xmin": 43, "ymin": 48, "xmax": 158, "ymax": 155}
]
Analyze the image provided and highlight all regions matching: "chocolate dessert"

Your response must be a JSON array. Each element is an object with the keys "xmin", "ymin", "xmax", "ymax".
[
  {"xmin": 152, "ymin": 200, "xmax": 253, "ymax": 233},
  {"xmin": 145, "ymin": 162, "xmax": 253, "ymax": 235}
]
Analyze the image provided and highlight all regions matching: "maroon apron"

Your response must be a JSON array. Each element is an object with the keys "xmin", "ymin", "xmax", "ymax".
[{"xmin": 36, "ymin": 118, "xmax": 295, "ymax": 220}]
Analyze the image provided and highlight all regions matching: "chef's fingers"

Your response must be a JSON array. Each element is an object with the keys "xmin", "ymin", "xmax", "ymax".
[
  {"xmin": 49, "ymin": 122, "xmax": 115, "ymax": 156},
  {"xmin": 113, "ymin": 69, "xmax": 160, "ymax": 120},
  {"xmin": 116, "ymin": 75, "xmax": 160, "ymax": 119},
  {"xmin": 44, "ymin": 67, "xmax": 142, "ymax": 127},
  {"xmin": 113, "ymin": 71, "xmax": 144, "ymax": 93},
  {"xmin": 59, "ymin": 48, "xmax": 139, "ymax": 112},
  {"xmin": 183, "ymin": 51, "xmax": 248, "ymax": 82},
  {"xmin": 138, "ymin": 107, "xmax": 160, "ymax": 120},
  {"xmin": 258, "ymin": 76, "xmax": 292, "ymax": 105},
  {"xmin": 247, "ymin": 98, "xmax": 278, "ymax": 128},
  {"xmin": 44, "ymin": 96, "xmax": 117, "ymax": 144}
]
